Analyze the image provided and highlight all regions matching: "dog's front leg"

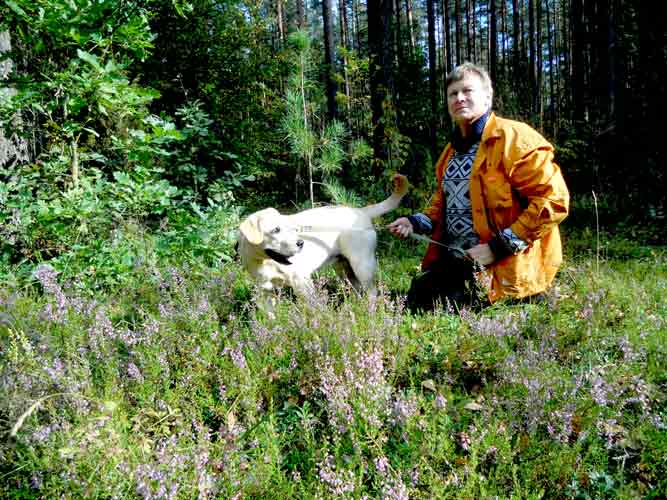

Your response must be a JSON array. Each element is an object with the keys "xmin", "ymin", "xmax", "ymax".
[
  {"xmin": 254, "ymin": 282, "xmax": 278, "ymax": 316},
  {"xmin": 288, "ymin": 274, "xmax": 316, "ymax": 300}
]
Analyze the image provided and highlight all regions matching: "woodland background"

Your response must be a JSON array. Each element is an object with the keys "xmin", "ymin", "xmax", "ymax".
[
  {"xmin": 1, "ymin": 0, "xmax": 666, "ymax": 249},
  {"xmin": 0, "ymin": 1, "xmax": 666, "ymax": 498}
]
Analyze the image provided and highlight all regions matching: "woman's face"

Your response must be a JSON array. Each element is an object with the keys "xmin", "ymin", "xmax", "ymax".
[{"xmin": 446, "ymin": 73, "xmax": 492, "ymax": 126}]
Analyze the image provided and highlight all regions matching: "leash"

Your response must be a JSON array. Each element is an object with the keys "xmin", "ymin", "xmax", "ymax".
[
  {"xmin": 407, "ymin": 233, "xmax": 471, "ymax": 261},
  {"xmin": 296, "ymin": 224, "xmax": 471, "ymax": 261}
]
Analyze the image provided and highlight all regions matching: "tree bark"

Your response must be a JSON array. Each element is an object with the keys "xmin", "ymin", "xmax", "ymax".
[
  {"xmin": 405, "ymin": 0, "xmax": 416, "ymax": 56},
  {"xmin": 427, "ymin": 0, "xmax": 439, "ymax": 160},
  {"xmin": 528, "ymin": 0, "xmax": 536, "ymax": 115},
  {"xmin": 368, "ymin": 0, "xmax": 396, "ymax": 171},
  {"xmin": 0, "ymin": 31, "xmax": 26, "ymax": 169},
  {"xmin": 471, "ymin": 0, "xmax": 477, "ymax": 61},
  {"xmin": 500, "ymin": 0, "xmax": 507, "ymax": 81},
  {"xmin": 296, "ymin": 0, "xmax": 305, "ymax": 29},
  {"xmin": 454, "ymin": 0, "xmax": 463, "ymax": 64},
  {"xmin": 571, "ymin": 0, "xmax": 586, "ymax": 122},
  {"xmin": 276, "ymin": 0, "xmax": 285, "ymax": 45},
  {"xmin": 395, "ymin": 0, "xmax": 404, "ymax": 62},
  {"xmin": 560, "ymin": 0, "xmax": 570, "ymax": 122},
  {"xmin": 512, "ymin": 0, "xmax": 521, "ymax": 100},
  {"xmin": 465, "ymin": 0, "xmax": 472, "ymax": 61},
  {"xmin": 322, "ymin": 0, "xmax": 338, "ymax": 119},
  {"xmin": 353, "ymin": 0, "xmax": 362, "ymax": 51},
  {"xmin": 443, "ymin": 0, "xmax": 452, "ymax": 72},
  {"xmin": 339, "ymin": 0, "xmax": 352, "ymax": 118},
  {"xmin": 546, "ymin": 0, "xmax": 556, "ymax": 135},
  {"xmin": 489, "ymin": 0, "xmax": 497, "ymax": 83},
  {"xmin": 536, "ymin": 0, "xmax": 543, "ymax": 126},
  {"xmin": 637, "ymin": 0, "xmax": 666, "ymax": 207}
]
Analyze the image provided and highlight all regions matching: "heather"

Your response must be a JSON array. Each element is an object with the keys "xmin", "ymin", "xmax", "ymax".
[
  {"xmin": 1, "ymin": 224, "xmax": 665, "ymax": 499},
  {"xmin": 1, "ymin": 1, "xmax": 665, "ymax": 497}
]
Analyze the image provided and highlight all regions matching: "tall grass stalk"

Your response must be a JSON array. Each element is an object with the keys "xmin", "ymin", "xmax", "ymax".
[{"xmin": 593, "ymin": 190, "xmax": 600, "ymax": 274}]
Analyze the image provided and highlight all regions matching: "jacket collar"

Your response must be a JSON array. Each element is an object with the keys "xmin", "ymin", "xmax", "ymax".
[
  {"xmin": 451, "ymin": 109, "xmax": 491, "ymax": 152},
  {"xmin": 480, "ymin": 111, "xmax": 502, "ymax": 144}
]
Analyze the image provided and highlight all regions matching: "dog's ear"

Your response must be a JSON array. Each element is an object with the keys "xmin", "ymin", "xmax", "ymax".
[
  {"xmin": 239, "ymin": 208, "xmax": 281, "ymax": 245},
  {"xmin": 239, "ymin": 214, "xmax": 263, "ymax": 245}
]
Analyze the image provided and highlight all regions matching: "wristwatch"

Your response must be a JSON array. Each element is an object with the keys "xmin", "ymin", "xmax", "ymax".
[{"xmin": 489, "ymin": 228, "xmax": 528, "ymax": 259}]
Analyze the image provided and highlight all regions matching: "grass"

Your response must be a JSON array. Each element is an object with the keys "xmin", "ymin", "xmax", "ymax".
[{"xmin": 0, "ymin": 224, "xmax": 665, "ymax": 499}]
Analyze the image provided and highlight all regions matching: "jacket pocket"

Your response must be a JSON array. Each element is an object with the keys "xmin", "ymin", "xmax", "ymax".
[{"xmin": 480, "ymin": 173, "xmax": 516, "ymax": 230}]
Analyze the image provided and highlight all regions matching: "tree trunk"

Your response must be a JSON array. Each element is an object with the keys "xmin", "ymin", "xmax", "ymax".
[
  {"xmin": 611, "ymin": 0, "xmax": 624, "ymax": 136},
  {"xmin": 322, "ymin": 0, "xmax": 338, "ymax": 120},
  {"xmin": 571, "ymin": 0, "xmax": 586, "ymax": 122},
  {"xmin": 339, "ymin": 0, "xmax": 352, "ymax": 118},
  {"xmin": 500, "ymin": 0, "xmax": 507, "ymax": 81},
  {"xmin": 512, "ymin": 0, "xmax": 521, "ymax": 99},
  {"xmin": 536, "ymin": 0, "xmax": 543, "ymax": 127},
  {"xmin": 528, "ymin": 0, "xmax": 536, "ymax": 115},
  {"xmin": 546, "ymin": 0, "xmax": 556, "ymax": 135},
  {"xmin": 454, "ymin": 0, "xmax": 463, "ymax": 64},
  {"xmin": 519, "ymin": 0, "xmax": 526, "ymax": 60},
  {"xmin": 443, "ymin": 0, "xmax": 452, "ymax": 72},
  {"xmin": 489, "ymin": 0, "xmax": 497, "ymax": 83},
  {"xmin": 395, "ymin": 0, "xmax": 404, "ymax": 63},
  {"xmin": 637, "ymin": 0, "xmax": 665, "ymax": 208},
  {"xmin": 368, "ymin": 0, "xmax": 395, "ymax": 172},
  {"xmin": 465, "ymin": 0, "xmax": 472, "ymax": 61},
  {"xmin": 0, "ymin": 31, "xmax": 27, "ymax": 169},
  {"xmin": 296, "ymin": 0, "xmax": 305, "ymax": 29},
  {"xmin": 353, "ymin": 0, "xmax": 361, "ymax": 51},
  {"xmin": 471, "ymin": 0, "xmax": 477, "ymax": 62},
  {"xmin": 427, "ymin": 0, "xmax": 439, "ymax": 160},
  {"xmin": 405, "ymin": 0, "xmax": 416, "ymax": 56},
  {"xmin": 560, "ymin": 0, "xmax": 570, "ymax": 123},
  {"xmin": 276, "ymin": 0, "xmax": 285, "ymax": 45}
]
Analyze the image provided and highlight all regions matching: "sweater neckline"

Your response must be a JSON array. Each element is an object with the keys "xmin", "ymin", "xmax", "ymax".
[{"xmin": 451, "ymin": 109, "xmax": 491, "ymax": 153}]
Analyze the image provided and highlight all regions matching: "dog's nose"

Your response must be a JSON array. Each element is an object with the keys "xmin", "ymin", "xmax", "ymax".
[{"xmin": 297, "ymin": 239, "xmax": 304, "ymax": 248}]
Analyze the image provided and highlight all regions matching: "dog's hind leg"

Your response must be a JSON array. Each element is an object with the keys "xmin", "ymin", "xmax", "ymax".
[
  {"xmin": 339, "ymin": 230, "xmax": 379, "ymax": 294},
  {"xmin": 347, "ymin": 255, "xmax": 378, "ymax": 293},
  {"xmin": 334, "ymin": 257, "xmax": 363, "ymax": 291}
]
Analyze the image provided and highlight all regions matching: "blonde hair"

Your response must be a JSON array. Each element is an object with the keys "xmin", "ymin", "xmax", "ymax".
[{"xmin": 445, "ymin": 62, "xmax": 493, "ymax": 102}]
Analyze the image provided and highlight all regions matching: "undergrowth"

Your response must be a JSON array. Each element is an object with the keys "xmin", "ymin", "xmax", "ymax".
[{"xmin": 0, "ymin": 226, "xmax": 665, "ymax": 499}]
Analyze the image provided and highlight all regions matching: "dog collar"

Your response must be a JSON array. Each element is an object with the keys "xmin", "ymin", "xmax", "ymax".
[{"xmin": 264, "ymin": 248, "xmax": 293, "ymax": 265}]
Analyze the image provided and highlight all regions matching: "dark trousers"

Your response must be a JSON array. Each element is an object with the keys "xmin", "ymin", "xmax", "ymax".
[{"xmin": 406, "ymin": 254, "xmax": 487, "ymax": 313}]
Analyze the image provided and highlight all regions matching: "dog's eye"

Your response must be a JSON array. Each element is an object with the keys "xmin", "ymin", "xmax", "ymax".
[{"xmin": 270, "ymin": 227, "xmax": 281, "ymax": 234}]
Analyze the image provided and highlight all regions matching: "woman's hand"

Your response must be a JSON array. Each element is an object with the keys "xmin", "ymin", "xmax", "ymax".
[
  {"xmin": 387, "ymin": 217, "xmax": 414, "ymax": 239},
  {"xmin": 466, "ymin": 243, "xmax": 496, "ymax": 266}
]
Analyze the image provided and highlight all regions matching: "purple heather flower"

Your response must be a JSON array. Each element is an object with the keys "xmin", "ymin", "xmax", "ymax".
[
  {"xmin": 318, "ymin": 455, "xmax": 355, "ymax": 496},
  {"xmin": 223, "ymin": 346, "xmax": 247, "ymax": 370},
  {"xmin": 590, "ymin": 372, "xmax": 611, "ymax": 407},
  {"xmin": 458, "ymin": 431, "xmax": 471, "ymax": 451},
  {"xmin": 392, "ymin": 393, "xmax": 418, "ymax": 426},
  {"xmin": 32, "ymin": 423, "xmax": 60, "ymax": 443},
  {"xmin": 127, "ymin": 362, "xmax": 144, "ymax": 383},
  {"xmin": 381, "ymin": 476, "xmax": 409, "ymax": 500},
  {"xmin": 30, "ymin": 473, "xmax": 43, "ymax": 490},
  {"xmin": 434, "ymin": 393, "xmax": 447, "ymax": 410},
  {"xmin": 33, "ymin": 265, "xmax": 72, "ymax": 323},
  {"xmin": 374, "ymin": 456, "xmax": 390, "ymax": 474}
]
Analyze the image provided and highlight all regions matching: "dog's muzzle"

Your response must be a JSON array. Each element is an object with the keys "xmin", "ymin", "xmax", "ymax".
[{"xmin": 264, "ymin": 239, "xmax": 303, "ymax": 266}]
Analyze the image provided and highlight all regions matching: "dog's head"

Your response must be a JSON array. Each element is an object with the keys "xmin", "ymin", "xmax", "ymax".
[{"xmin": 238, "ymin": 208, "xmax": 304, "ymax": 265}]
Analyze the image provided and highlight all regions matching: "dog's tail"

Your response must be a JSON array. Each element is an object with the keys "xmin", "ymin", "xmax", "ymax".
[{"xmin": 361, "ymin": 174, "xmax": 409, "ymax": 219}]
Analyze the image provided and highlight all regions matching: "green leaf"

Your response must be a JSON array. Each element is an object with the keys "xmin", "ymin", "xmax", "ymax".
[
  {"xmin": 77, "ymin": 49, "xmax": 102, "ymax": 71},
  {"xmin": 83, "ymin": 127, "xmax": 99, "ymax": 138},
  {"xmin": 4, "ymin": 1, "xmax": 28, "ymax": 18}
]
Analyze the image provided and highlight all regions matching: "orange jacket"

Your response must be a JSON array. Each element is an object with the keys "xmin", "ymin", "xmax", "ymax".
[{"xmin": 421, "ymin": 112, "xmax": 570, "ymax": 302}]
